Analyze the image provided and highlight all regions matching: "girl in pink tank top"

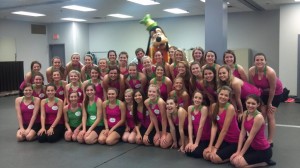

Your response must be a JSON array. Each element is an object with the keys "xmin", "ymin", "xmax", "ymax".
[
  {"xmin": 185, "ymin": 91, "xmax": 211, "ymax": 158},
  {"xmin": 202, "ymin": 66, "xmax": 218, "ymax": 105},
  {"xmin": 203, "ymin": 86, "xmax": 240, "ymax": 164},
  {"xmin": 189, "ymin": 62, "xmax": 204, "ymax": 94},
  {"xmin": 132, "ymin": 90, "xmax": 155, "ymax": 145},
  {"xmin": 119, "ymin": 51, "xmax": 129, "ymax": 77},
  {"xmin": 65, "ymin": 70, "xmax": 83, "ymax": 105},
  {"xmin": 103, "ymin": 66, "xmax": 125, "ymax": 100},
  {"xmin": 52, "ymin": 70, "xmax": 67, "ymax": 101},
  {"xmin": 166, "ymin": 97, "xmax": 188, "ymax": 153},
  {"xmin": 126, "ymin": 63, "xmax": 147, "ymax": 91},
  {"xmin": 37, "ymin": 84, "xmax": 64, "ymax": 143},
  {"xmin": 169, "ymin": 77, "xmax": 190, "ymax": 111},
  {"xmin": 82, "ymin": 67, "xmax": 105, "ymax": 101},
  {"xmin": 15, "ymin": 84, "xmax": 41, "ymax": 141},
  {"xmin": 231, "ymin": 94, "xmax": 273, "ymax": 167},
  {"xmin": 223, "ymin": 50, "xmax": 248, "ymax": 82},
  {"xmin": 145, "ymin": 84, "xmax": 172, "ymax": 149},
  {"xmin": 150, "ymin": 65, "xmax": 172, "ymax": 101},
  {"xmin": 99, "ymin": 87, "xmax": 126, "ymax": 145},
  {"xmin": 32, "ymin": 73, "xmax": 46, "ymax": 100},
  {"xmin": 122, "ymin": 89, "xmax": 136, "ymax": 143},
  {"xmin": 170, "ymin": 49, "xmax": 185, "ymax": 80}
]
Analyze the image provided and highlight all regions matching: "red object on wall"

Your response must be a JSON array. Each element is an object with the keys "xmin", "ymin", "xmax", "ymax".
[{"xmin": 53, "ymin": 34, "xmax": 59, "ymax": 40}]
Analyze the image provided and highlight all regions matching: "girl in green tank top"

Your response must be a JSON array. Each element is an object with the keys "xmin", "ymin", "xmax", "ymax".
[{"xmin": 63, "ymin": 91, "xmax": 82, "ymax": 142}]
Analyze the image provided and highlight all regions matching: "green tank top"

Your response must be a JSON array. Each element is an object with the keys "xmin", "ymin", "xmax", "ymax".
[
  {"xmin": 67, "ymin": 106, "xmax": 82, "ymax": 128},
  {"xmin": 86, "ymin": 99, "xmax": 104, "ymax": 126}
]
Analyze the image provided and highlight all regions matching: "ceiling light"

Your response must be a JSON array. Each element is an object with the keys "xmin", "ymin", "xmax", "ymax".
[
  {"xmin": 62, "ymin": 5, "xmax": 96, "ymax": 12},
  {"xmin": 127, "ymin": 0, "xmax": 159, "ymax": 5},
  {"xmin": 61, "ymin": 18, "xmax": 86, "ymax": 22},
  {"xmin": 295, "ymin": 0, "xmax": 300, "ymax": 2},
  {"xmin": 200, "ymin": 0, "xmax": 205, "ymax": 2},
  {"xmin": 164, "ymin": 8, "xmax": 189, "ymax": 14},
  {"xmin": 107, "ymin": 14, "xmax": 133, "ymax": 18},
  {"xmin": 12, "ymin": 11, "xmax": 45, "ymax": 17}
]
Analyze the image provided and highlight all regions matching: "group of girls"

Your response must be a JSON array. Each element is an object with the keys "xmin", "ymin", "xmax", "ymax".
[{"xmin": 16, "ymin": 47, "xmax": 281, "ymax": 167}]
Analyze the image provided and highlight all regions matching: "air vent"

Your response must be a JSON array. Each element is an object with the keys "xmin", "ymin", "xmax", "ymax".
[{"xmin": 31, "ymin": 24, "xmax": 46, "ymax": 34}]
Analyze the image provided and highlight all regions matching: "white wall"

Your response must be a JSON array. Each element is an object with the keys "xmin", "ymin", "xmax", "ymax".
[
  {"xmin": 89, "ymin": 11, "xmax": 279, "ymax": 69},
  {"xmin": 0, "ymin": 19, "xmax": 48, "ymax": 76},
  {"xmin": 47, "ymin": 22, "xmax": 89, "ymax": 61},
  {"xmin": 279, "ymin": 4, "xmax": 300, "ymax": 96}
]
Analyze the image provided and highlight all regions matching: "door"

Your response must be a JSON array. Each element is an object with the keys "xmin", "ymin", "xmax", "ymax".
[{"xmin": 49, "ymin": 44, "xmax": 65, "ymax": 66}]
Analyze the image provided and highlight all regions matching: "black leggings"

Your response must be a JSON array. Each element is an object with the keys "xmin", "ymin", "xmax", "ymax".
[{"xmin": 38, "ymin": 124, "xmax": 65, "ymax": 143}]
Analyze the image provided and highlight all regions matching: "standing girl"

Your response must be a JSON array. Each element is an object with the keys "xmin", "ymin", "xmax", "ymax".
[
  {"xmin": 15, "ymin": 83, "xmax": 41, "ymax": 141},
  {"xmin": 142, "ymin": 56, "xmax": 156, "ymax": 82},
  {"xmin": 63, "ymin": 91, "xmax": 82, "ymax": 142},
  {"xmin": 203, "ymin": 86, "xmax": 240, "ymax": 163},
  {"xmin": 46, "ymin": 57, "xmax": 65, "ymax": 83},
  {"xmin": 77, "ymin": 83, "xmax": 103, "ymax": 144},
  {"xmin": 103, "ymin": 66, "xmax": 125, "ymax": 100},
  {"xmin": 145, "ymin": 84, "xmax": 172, "ymax": 148},
  {"xmin": 98, "ymin": 58, "xmax": 109, "ymax": 80},
  {"xmin": 185, "ymin": 91, "xmax": 211, "ymax": 158},
  {"xmin": 37, "ymin": 84, "xmax": 64, "ymax": 143},
  {"xmin": 32, "ymin": 72, "xmax": 46, "ymax": 100},
  {"xmin": 118, "ymin": 51, "xmax": 129, "ymax": 77},
  {"xmin": 65, "ymin": 70, "xmax": 83, "ymax": 105},
  {"xmin": 52, "ymin": 70, "xmax": 67, "ymax": 101},
  {"xmin": 19, "ymin": 61, "xmax": 41, "ymax": 95},
  {"xmin": 202, "ymin": 50, "xmax": 220, "ymax": 72},
  {"xmin": 65, "ymin": 53, "xmax": 83, "ymax": 81},
  {"xmin": 248, "ymin": 53, "xmax": 283, "ymax": 145},
  {"xmin": 99, "ymin": 88, "xmax": 126, "ymax": 145},
  {"xmin": 125, "ymin": 63, "xmax": 147, "ymax": 90},
  {"xmin": 154, "ymin": 50, "xmax": 171, "ymax": 78},
  {"xmin": 223, "ymin": 50, "xmax": 248, "ymax": 81},
  {"xmin": 82, "ymin": 67, "xmax": 106, "ymax": 101},
  {"xmin": 191, "ymin": 47, "xmax": 206, "ymax": 67},
  {"xmin": 202, "ymin": 66, "xmax": 218, "ymax": 105},
  {"xmin": 81, "ymin": 54, "xmax": 95, "ymax": 81}
]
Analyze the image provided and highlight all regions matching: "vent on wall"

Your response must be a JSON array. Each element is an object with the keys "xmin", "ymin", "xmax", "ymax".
[{"xmin": 31, "ymin": 24, "xmax": 46, "ymax": 34}]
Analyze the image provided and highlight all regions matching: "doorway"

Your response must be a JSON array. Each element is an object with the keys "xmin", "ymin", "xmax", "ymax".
[{"xmin": 49, "ymin": 44, "xmax": 65, "ymax": 66}]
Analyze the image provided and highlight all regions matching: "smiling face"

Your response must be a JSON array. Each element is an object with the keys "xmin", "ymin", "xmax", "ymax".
[
  {"xmin": 84, "ymin": 56, "xmax": 92, "ymax": 66},
  {"xmin": 98, "ymin": 59, "xmax": 107, "ymax": 70},
  {"xmin": 46, "ymin": 85, "xmax": 56, "ymax": 98},
  {"xmin": 148, "ymin": 85, "xmax": 158, "ymax": 100},
  {"xmin": 128, "ymin": 65, "xmax": 137, "ymax": 77},
  {"xmin": 52, "ymin": 58, "xmax": 61, "ymax": 69},
  {"xmin": 90, "ymin": 69, "xmax": 99, "ymax": 79},
  {"xmin": 71, "ymin": 54, "xmax": 80, "ymax": 64},
  {"xmin": 108, "ymin": 69, "xmax": 118, "ymax": 80},
  {"xmin": 134, "ymin": 91, "xmax": 143, "ymax": 104},
  {"xmin": 85, "ymin": 85, "xmax": 95, "ymax": 98},
  {"xmin": 143, "ymin": 57, "xmax": 152, "ymax": 69},
  {"xmin": 191, "ymin": 63, "xmax": 201, "ymax": 76},
  {"xmin": 136, "ymin": 51, "xmax": 145, "ymax": 60},
  {"xmin": 52, "ymin": 71, "xmax": 61, "ymax": 82},
  {"xmin": 155, "ymin": 66, "xmax": 164, "ymax": 77},
  {"xmin": 175, "ymin": 50, "xmax": 184, "ymax": 62},
  {"xmin": 108, "ymin": 51, "xmax": 117, "ymax": 62},
  {"xmin": 69, "ymin": 72, "xmax": 79, "ymax": 83},
  {"xmin": 224, "ymin": 53, "xmax": 235, "ymax": 65},
  {"xmin": 193, "ymin": 49, "xmax": 203, "ymax": 62},
  {"xmin": 177, "ymin": 62, "xmax": 186, "ymax": 75},
  {"xmin": 34, "ymin": 75, "xmax": 43, "ymax": 86},
  {"xmin": 107, "ymin": 89, "xmax": 117, "ymax": 101},
  {"xmin": 218, "ymin": 89, "xmax": 230, "ymax": 104},
  {"xmin": 193, "ymin": 92, "xmax": 203, "ymax": 106},
  {"xmin": 119, "ymin": 54, "xmax": 128, "ymax": 65},
  {"xmin": 173, "ymin": 78, "xmax": 184, "ymax": 91},
  {"xmin": 32, "ymin": 63, "xmax": 41, "ymax": 72},
  {"xmin": 205, "ymin": 52, "xmax": 216, "ymax": 64},
  {"xmin": 254, "ymin": 55, "xmax": 266, "ymax": 68},
  {"xmin": 203, "ymin": 69, "xmax": 214, "ymax": 82},
  {"xmin": 69, "ymin": 92, "xmax": 79, "ymax": 104},
  {"xmin": 166, "ymin": 99, "xmax": 177, "ymax": 112},
  {"xmin": 154, "ymin": 51, "xmax": 163, "ymax": 63},
  {"xmin": 23, "ymin": 86, "xmax": 33, "ymax": 97},
  {"xmin": 246, "ymin": 97, "xmax": 260, "ymax": 113},
  {"xmin": 218, "ymin": 67, "xmax": 229, "ymax": 82},
  {"xmin": 124, "ymin": 91, "xmax": 133, "ymax": 104}
]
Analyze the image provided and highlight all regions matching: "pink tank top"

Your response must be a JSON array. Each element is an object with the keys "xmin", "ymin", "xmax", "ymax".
[
  {"xmin": 32, "ymin": 86, "xmax": 46, "ymax": 100},
  {"xmin": 137, "ymin": 110, "xmax": 151, "ymax": 128},
  {"xmin": 20, "ymin": 97, "xmax": 40, "ymax": 124},
  {"xmin": 69, "ymin": 84, "xmax": 84, "ymax": 103},
  {"xmin": 232, "ymin": 64, "xmax": 242, "ymax": 80},
  {"xmin": 126, "ymin": 107, "xmax": 135, "ymax": 129},
  {"xmin": 191, "ymin": 106, "xmax": 211, "ymax": 140},
  {"xmin": 244, "ymin": 113, "xmax": 270, "ymax": 150},
  {"xmin": 195, "ymin": 80, "xmax": 204, "ymax": 92},
  {"xmin": 128, "ymin": 74, "xmax": 142, "ymax": 89},
  {"xmin": 172, "ymin": 111, "xmax": 188, "ymax": 129},
  {"xmin": 55, "ymin": 82, "xmax": 65, "ymax": 101},
  {"xmin": 44, "ymin": 98, "xmax": 63, "ymax": 125},
  {"xmin": 240, "ymin": 81, "xmax": 261, "ymax": 99},
  {"xmin": 109, "ymin": 79, "xmax": 120, "ymax": 91},
  {"xmin": 137, "ymin": 62, "xmax": 143, "ymax": 73},
  {"xmin": 252, "ymin": 67, "xmax": 283, "ymax": 95},
  {"xmin": 89, "ymin": 80, "xmax": 104, "ymax": 101},
  {"xmin": 120, "ymin": 68, "xmax": 129, "ymax": 77},
  {"xmin": 106, "ymin": 100, "xmax": 122, "ymax": 128},
  {"xmin": 216, "ymin": 104, "xmax": 240, "ymax": 143},
  {"xmin": 150, "ymin": 102, "xmax": 162, "ymax": 123},
  {"xmin": 154, "ymin": 77, "xmax": 168, "ymax": 101}
]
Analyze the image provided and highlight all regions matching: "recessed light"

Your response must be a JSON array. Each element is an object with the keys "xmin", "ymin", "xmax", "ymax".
[
  {"xmin": 107, "ymin": 14, "xmax": 133, "ymax": 18},
  {"xmin": 295, "ymin": 0, "xmax": 300, "ymax": 2},
  {"xmin": 164, "ymin": 8, "xmax": 189, "ymax": 14},
  {"xmin": 62, "ymin": 5, "xmax": 96, "ymax": 12},
  {"xmin": 61, "ymin": 18, "xmax": 86, "ymax": 22},
  {"xmin": 200, "ymin": 0, "xmax": 205, "ymax": 2},
  {"xmin": 12, "ymin": 11, "xmax": 45, "ymax": 17},
  {"xmin": 127, "ymin": 0, "xmax": 159, "ymax": 5}
]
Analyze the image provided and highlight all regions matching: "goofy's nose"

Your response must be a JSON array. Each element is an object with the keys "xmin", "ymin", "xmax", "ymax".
[{"xmin": 156, "ymin": 36, "xmax": 161, "ymax": 42}]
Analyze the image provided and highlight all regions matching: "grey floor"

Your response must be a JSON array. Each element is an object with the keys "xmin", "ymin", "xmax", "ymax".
[{"xmin": 1, "ymin": 96, "xmax": 299, "ymax": 168}]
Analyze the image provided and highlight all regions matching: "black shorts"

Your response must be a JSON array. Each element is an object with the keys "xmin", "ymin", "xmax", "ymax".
[
  {"xmin": 261, "ymin": 94, "xmax": 282, "ymax": 108},
  {"xmin": 21, "ymin": 123, "xmax": 41, "ymax": 133},
  {"xmin": 216, "ymin": 141, "xmax": 238, "ymax": 161},
  {"xmin": 111, "ymin": 126, "xmax": 126, "ymax": 137},
  {"xmin": 244, "ymin": 147, "xmax": 272, "ymax": 165},
  {"xmin": 186, "ymin": 140, "xmax": 209, "ymax": 158},
  {"xmin": 139, "ymin": 126, "xmax": 156, "ymax": 144},
  {"xmin": 86, "ymin": 126, "xmax": 104, "ymax": 134},
  {"xmin": 174, "ymin": 125, "xmax": 188, "ymax": 144}
]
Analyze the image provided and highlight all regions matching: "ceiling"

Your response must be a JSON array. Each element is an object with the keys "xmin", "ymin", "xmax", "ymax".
[{"xmin": 0, "ymin": 0, "xmax": 298, "ymax": 23}]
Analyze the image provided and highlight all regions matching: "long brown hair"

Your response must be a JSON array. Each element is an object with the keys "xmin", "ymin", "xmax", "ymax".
[
  {"xmin": 84, "ymin": 83, "xmax": 96, "ymax": 110},
  {"xmin": 211, "ymin": 86, "xmax": 232, "ymax": 124},
  {"xmin": 132, "ymin": 89, "xmax": 147, "ymax": 125}
]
